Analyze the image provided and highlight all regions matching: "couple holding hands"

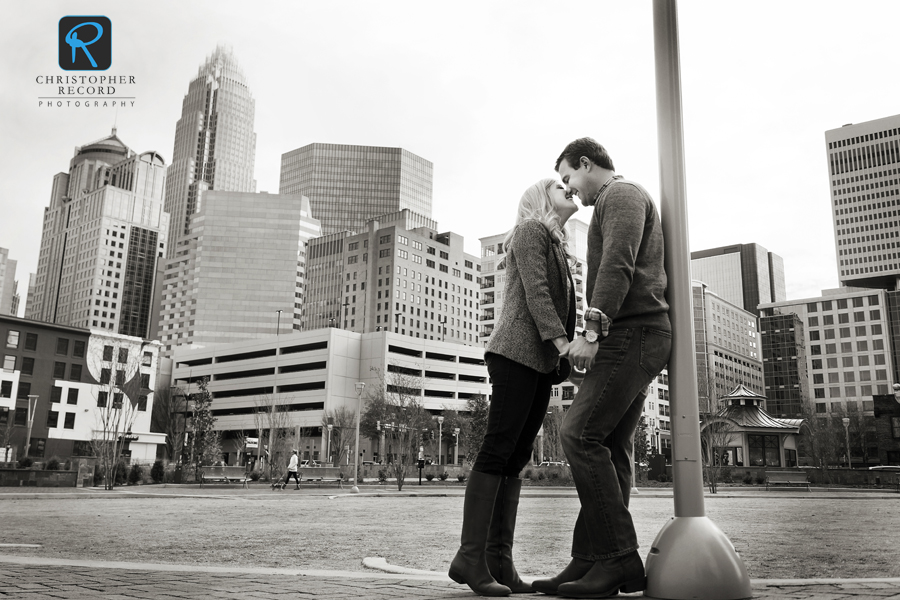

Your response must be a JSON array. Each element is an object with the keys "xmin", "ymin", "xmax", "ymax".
[{"xmin": 449, "ymin": 138, "xmax": 672, "ymax": 598}]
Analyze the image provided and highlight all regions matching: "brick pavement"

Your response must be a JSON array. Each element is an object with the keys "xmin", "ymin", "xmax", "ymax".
[{"xmin": 0, "ymin": 555, "xmax": 899, "ymax": 599}]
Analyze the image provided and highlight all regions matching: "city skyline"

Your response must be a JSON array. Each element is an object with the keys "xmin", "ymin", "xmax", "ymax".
[{"xmin": 3, "ymin": 2, "xmax": 900, "ymax": 308}]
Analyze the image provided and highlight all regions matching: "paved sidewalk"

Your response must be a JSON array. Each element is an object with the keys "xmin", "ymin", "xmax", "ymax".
[{"xmin": 0, "ymin": 555, "xmax": 899, "ymax": 599}]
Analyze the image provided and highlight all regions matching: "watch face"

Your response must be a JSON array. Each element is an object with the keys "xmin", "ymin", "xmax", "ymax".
[{"xmin": 583, "ymin": 330, "xmax": 598, "ymax": 343}]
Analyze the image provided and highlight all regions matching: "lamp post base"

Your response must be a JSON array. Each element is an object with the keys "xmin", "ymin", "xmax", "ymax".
[{"xmin": 645, "ymin": 516, "xmax": 751, "ymax": 600}]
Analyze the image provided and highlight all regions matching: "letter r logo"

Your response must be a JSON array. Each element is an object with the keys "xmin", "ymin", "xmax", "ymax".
[{"xmin": 59, "ymin": 16, "xmax": 111, "ymax": 71}]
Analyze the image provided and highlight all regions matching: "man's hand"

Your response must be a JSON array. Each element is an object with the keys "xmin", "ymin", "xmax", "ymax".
[{"xmin": 560, "ymin": 337, "xmax": 599, "ymax": 371}]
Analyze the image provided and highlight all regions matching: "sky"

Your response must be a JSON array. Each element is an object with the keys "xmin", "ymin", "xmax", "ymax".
[{"xmin": 2, "ymin": 1, "xmax": 899, "ymax": 310}]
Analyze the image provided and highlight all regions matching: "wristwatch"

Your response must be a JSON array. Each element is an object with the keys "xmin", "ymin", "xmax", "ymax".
[{"xmin": 580, "ymin": 330, "xmax": 599, "ymax": 343}]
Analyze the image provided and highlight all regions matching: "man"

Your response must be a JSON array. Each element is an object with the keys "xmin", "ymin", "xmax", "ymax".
[{"xmin": 533, "ymin": 138, "xmax": 671, "ymax": 598}]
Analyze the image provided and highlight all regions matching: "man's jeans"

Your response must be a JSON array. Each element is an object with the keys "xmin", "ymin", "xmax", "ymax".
[
  {"xmin": 473, "ymin": 353, "xmax": 553, "ymax": 477},
  {"xmin": 560, "ymin": 327, "xmax": 671, "ymax": 560}
]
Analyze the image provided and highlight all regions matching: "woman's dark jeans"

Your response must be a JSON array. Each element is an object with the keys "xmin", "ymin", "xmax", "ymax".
[
  {"xmin": 560, "ymin": 327, "xmax": 672, "ymax": 560},
  {"xmin": 473, "ymin": 353, "xmax": 554, "ymax": 477}
]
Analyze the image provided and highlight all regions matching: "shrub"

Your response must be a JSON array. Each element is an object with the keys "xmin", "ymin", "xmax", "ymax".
[
  {"xmin": 439, "ymin": 472, "xmax": 449, "ymax": 481},
  {"xmin": 150, "ymin": 460, "xmax": 165, "ymax": 484},
  {"xmin": 45, "ymin": 457, "xmax": 61, "ymax": 471},
  {"xmin": 457, "ymin": 473, "xmax": 467, "ymax": 483},
  {"xmin": 18, "ymin": 457, "xmax": 34, "ymax": 469},
  {"xmin": 63, "ymin": 460, "xmax": 72, "ymax": 471},
  {"xmin": 128, "ymin": 463, "xmax": 143, "ymax": 485},
  {"xmin": 249, "ymin": 470, "xmax": 261, "ymax": 481},
  {"xmin": 656, "ymin": 472, "xmax": 668, "ymax": 483},
  {"xmin": 523, "ymin": 469, "xmax": 533, "ymax": 480},
  {"xmin": 93, "ymin": 467, "xmax": 104, "ymax": 486},
  {"xmin": 537, "ymin": 471, "xmax": 545, "ymax": 481},
  {"xmin": 425, "ymin": 473, "xmax": 434, "ymax": 481},
  {"xmin": 378, "ymin": 469, "xmax": 388, "ymax": 483},
  {"xmin": 742, "ymin": 472, "xmax": 753, "ymax": 485},
  {"xmin": 755, "ymin": 474, "xmax": 766, "ymax": 485}
]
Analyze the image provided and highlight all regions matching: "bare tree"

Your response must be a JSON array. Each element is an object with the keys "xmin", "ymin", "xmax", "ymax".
[
  {"xmin": 322, "ymin": 406, "xmax": 356, "ymax": 467},
  {"xmin": 541, "ymin": 406, "xmax": 566, "ymax": 464},
  {"xmin": 150, "ymin": 386, "xmax": 188, "ymax": 463},
  {"xmin": 797, "ymin": 404, "xmax": 841, "ymax": 484},
  {"xmin": 633, "ymin": 415, "xmax": 651, "ymax": 482},
  {"xmin": 700, "ymin": 406, "xmax": 738, "ymax": 494},
  {"xmin": 89, "ymin": 339, "xmax": 152, "ymax": 490},
  {"xmin": 361, "ymin": 364, "xmax": 427, "ymax": 491},
  {"xmin": 253, "ymin": 394, "xmax": 297, "ymax": 481},
  {"xmin": 461, "ymin": 394, "xmax": 490, "ymax": 465}
]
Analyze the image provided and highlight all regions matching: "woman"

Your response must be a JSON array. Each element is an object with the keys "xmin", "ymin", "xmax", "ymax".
[{"xmin": 449, "ymin": 178, "xmax": 578, "ymax": 596}]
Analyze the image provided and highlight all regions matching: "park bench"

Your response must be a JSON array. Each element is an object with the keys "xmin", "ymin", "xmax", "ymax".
[
  {"xmin": 300, "ymin": 466, "xmax": 345, "ymax": 488},
  {"xmin": 764, "ymin": 470, "xmax": 809, "ymax": 491},
  {"xmin": 200, "ymin": 465, "xmax": 250, "ymax": 489}
]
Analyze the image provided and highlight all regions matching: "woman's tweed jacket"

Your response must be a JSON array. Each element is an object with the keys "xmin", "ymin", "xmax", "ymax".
[{"xmin": 485, "ymin": 219, "xmax": 575, "ymax": 374}]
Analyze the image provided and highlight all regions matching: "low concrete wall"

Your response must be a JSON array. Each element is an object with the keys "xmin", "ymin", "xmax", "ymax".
[
  {"xmin": 0, "ymin": 469, "xmax": 78, "ymax": 487},
  {"xmin": 655, "ymin": 465, "xmax": 899, "ymax": 488}
]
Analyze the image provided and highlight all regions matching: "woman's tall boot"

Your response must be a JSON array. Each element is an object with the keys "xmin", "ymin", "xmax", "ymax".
[
  {"xmin": 449, "ymin": 471, "xmax": 512, "ymax": 596},
  {"xmin": 485, "ymin": 477, "xmax": 533, "ymax": 593}
]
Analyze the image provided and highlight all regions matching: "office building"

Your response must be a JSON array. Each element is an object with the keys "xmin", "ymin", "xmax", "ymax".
[
  {"xmin": 760, "ymin": 287, "xmax": 892, "ymax": 419},
  {"xmin": 693, "ymin": 281, "xmax": 764, "ymax": 413},
  {"xmin": 302, "ymin": 209, "xmax": 480, "ymax": 345},
  {"xmin": 172, "ymin": 328, "xmax": 489, "ymax": 466},
  {"xmin": 826, "ymin": 114, "xmax": 900, "ymax": 290},
  {"xmin": 0, "ymin": 314, "xmax": 164, "ymax": 462},
  {"xmin": 163, "ymin": 47, "xmax": 256, "ymax": 258},
  {"xmin": 691, "ymin": 243, "xmax": 786, "ymax": 315},
  {"xmin": 279, "ymin": 143, "xmax": 433, "ymax": 236},
  {"xmin": 158, "ymin": 191, "xmax": 320, "ymax": 357},
  {"xmin": 26, "ymin": 130, "xmax": 169, "ymax": 339},
  {"xmin": 0, "ymin": 249, "xmax": 17, "ymax": 316}
]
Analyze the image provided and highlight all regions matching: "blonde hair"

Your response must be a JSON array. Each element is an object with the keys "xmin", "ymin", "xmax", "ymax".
[{"xmin": 501, "ymin": 178, "xmax": 571, "ymax": 258}]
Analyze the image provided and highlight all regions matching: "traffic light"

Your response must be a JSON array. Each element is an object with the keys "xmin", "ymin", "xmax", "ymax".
[{"xmin": 430, "ymin": 430, "xmax": 435, "ymax": 441}]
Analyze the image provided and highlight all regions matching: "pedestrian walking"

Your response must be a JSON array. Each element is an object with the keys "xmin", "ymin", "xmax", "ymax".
[
  {"xmin": 277, "ymin": 449, "xmax": 301, "ymax": 490},
  {"xmin": 449, "ymin": 178, "xmax": 579, "ymax": 596}
]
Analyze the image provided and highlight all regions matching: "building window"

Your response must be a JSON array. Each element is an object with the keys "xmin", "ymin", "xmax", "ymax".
[
  {"xmin": 748, "ymin": 434, "xmax": 780, "ymax": 467},
  {"xmin": 47, "ymin": 410, "xmax": 59, "ymax": 428},
  {"xmin": 2, "ymin": 355, "xmax": 14, "ymax": 371},
  {"xmin": 53, "ymin": 362, "xmax": 66, "ymax": 379},
  {"xmin": 50, "ymin": 386, "xmax": 62, "ymax": 403},
  {"xmin": 21, "ymin": 357, "xmax": 35, "ymax": 376},
  {"xmin": 24, "ymin": 333, "xmax": 38, "ymax": 351},
  {"xmin": 97, "ymin": 391, "xmax": 108, "ymax": 408},
  {"xmin": 16, "ymin": 382, "xmax": 30, "ymax": 399},
  {"xmin": 0, "ymin": 381, "xmax": 11, "ymax": 398},
  {"xmin": 100, "ymin": 368, "xmax": 110, "ymax": 385},
  {"xmin": 63, "ymin": 413, "xmax": 75, "ymax": 429},
  {"xmin": 56, "ymin": 338, "xmax": 69, "ymax": 355},
  {"xmin": 112, "ymin": 393, "xmax": 123, "ymax": 409},
  {"xmin": 70, "ymin": 364, "xmax": 82, "ymax": 382},
  {"xmin": 103, "ymin": 345, "xmax": 113, "ymax": 361},
  {"xmin": 67, "ymin": 389, "xmax": 79, "ymax": 405},
  {"xmin": 118, "ymin": 348, "xmax": 128, "ymax": 364},
  {"xmin": 73, "ymin": 340, "xmax": 85, "ymax": 359},
  {"xmin": 6, "ymin": 331, "xmax": 19, "ymax": 349},
  {"xmin": 138, "ymin": 395, "xmax": 148, "ymax": 411}
]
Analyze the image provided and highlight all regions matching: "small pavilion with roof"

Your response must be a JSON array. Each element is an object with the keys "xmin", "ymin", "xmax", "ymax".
[{"xmin": 701, "ymin": 384, "xmax": 804, "ymax": 469}]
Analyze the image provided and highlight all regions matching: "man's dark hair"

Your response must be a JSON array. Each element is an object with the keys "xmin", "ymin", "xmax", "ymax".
[{"xmin": 555, "ymin": 137, "xmax": 615, "ymax": 172}]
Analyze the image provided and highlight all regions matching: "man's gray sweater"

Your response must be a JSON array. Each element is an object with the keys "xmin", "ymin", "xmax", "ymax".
[{"xmin": 586, "ymin": 178, "xmax": 670, "ymax": 331}]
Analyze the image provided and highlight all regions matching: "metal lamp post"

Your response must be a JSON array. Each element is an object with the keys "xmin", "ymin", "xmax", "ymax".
[
  {"xmin": 655, "ymin": 426, "xmax": 661, "ymax": 454},
  {"xmin": 23, "ymin": 395, "xmax": 39, "ymax": 460},
  {"xmin": 436, "ymin": 416, "xmax": 444, "ymax": 465},
  {"xmin": 453, "ymin": 428, "xmax": 460, "ymax": 465},
  {"xmin": 352, "ymin": 381, "xmax": 366, "ymax": 493},
  {"xmin": 842, "ymin": 417, "xmax": 851, "ymax": 469},
  {"xmin": 326, "ymin": 423, "xmax": 333, "ymax": 465}
]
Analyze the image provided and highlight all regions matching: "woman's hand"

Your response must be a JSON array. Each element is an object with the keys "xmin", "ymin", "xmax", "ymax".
[{"xmin": 551, "ymin": 335, "xmax": 569, "ymax": 358}]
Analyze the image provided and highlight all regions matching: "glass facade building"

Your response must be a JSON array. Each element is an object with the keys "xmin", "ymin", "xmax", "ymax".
[
  {"xmin": 27, "ymin": 131, "xmax": 169, "ymax": 339},
  {"xmin": 691, "ymin": 243, "xmax": 786, "ymax": 316},
  {"xmin": 279, "ymin": 144, "xmax": 433, "ymax": 236},
  {"xmin": 163, "ymin": 47, "xmax": 256, "ymax": 258}
]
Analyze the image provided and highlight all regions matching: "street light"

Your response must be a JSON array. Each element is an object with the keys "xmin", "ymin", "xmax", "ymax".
[
  {"xmin": 436, "ymin": 416, "xmax": 444, "ymax": 465},
  {"xmin": 352, "ymin": 381, "xmax": 366, "ymax": 493},
  {"xmin": 842, "ymin": 417, "xmax": 851, "ymax": 469},
  {"xmin": 326, "ymin": 423, "xmax": 333, "ymax": 466},
  {"xmin": 453, "ymin": 427, "xmax": 460, "ymax": 465},
  {"xmin": 654, "ymin": 426, "xmax": 661, "ymax": 454},
  {"xmin": 23, "ymin": 395, "xmax": 39, "ymax": 460}
]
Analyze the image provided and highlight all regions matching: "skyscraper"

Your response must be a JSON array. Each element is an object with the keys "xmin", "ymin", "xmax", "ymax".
[
  {"xmin": 27, "ymin": 130, "xmax": 168, "ymax": 338},
  {"xmin": 690, "ymin": 243, "xmax": 786, "ymax": 316},
  {"xmin": 302, "ymin": 210, "xmax": 479, "ymax": 345},
  {"xmin": 279, "ymin": 143, "xmax": 433, "ymax": 236},
  {"xmin": 0, "ymin": 248, "xmax": 17, "ymax": 316},
  {"xmin": 157, "ymin": 191, "xmax": 320, "ymax": 356},
  {"xmin": 163, "ymin": 47, "xmax": 256, "ymax": 258},
  {"xmin": 826, "ymin": 114, "xmax": 900, "ymax": 290}
]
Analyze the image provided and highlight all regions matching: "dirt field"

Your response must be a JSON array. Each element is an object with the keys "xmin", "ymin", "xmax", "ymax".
[{"xmin": 0, "ymin": 489, "xmax": 897, "ymax": 579}]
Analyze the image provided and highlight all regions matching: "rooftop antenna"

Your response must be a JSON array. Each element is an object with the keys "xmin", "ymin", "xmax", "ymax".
[{"xmin": 112, "ymin": 108, "xmax": 118, "ymax": 136}]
